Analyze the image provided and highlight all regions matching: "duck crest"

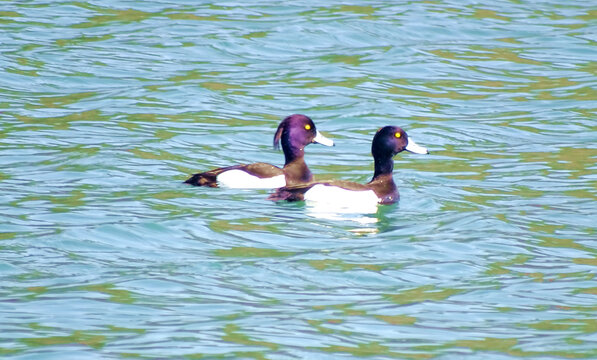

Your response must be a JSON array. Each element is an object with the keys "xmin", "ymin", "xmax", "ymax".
[
  {"xmin": 273, "ymin": 114, "xmax": 319, "ymax": 183},
  {"xmin": 274, "ymin": 115, "xmax": 308, "ymax": 165}
]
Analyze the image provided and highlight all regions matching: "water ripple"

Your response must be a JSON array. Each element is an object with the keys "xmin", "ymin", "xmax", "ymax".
[{"xmin": 1, "ymin": 1, "xmax": 596, "ymax": 359}]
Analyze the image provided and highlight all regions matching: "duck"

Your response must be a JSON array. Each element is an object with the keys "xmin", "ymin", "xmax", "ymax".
[
  {"xmin": 268, "ymin": 126, "xmax": 428, "ymax": 205},
  {"xmin": 184, "ymin": 114, "xmax": 334, "ymax": 188}
]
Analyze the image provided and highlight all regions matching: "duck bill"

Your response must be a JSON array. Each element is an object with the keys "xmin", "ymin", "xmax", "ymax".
[
  {"xmin": 313, "ymin": 131, "xmax": 334, "ymax": 147},
  {"xmin": 405, "ymin": 138, "xmax": 429, "ymax": 154}
]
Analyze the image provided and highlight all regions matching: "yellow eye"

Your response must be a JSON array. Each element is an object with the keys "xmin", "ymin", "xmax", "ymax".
[
  {"xmin": 395, "ymin": 132, "xmax": 401, "ymax": 138},
  {"xmin": 305, "ymin": 124, "xmax": 311, "ymax": 130}
]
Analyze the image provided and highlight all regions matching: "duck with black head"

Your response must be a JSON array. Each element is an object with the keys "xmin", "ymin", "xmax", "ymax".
[
  {"xmin": 184, "ymin": 114, "xmax": 334, "ymax": 188},
  {"xmin": 268, "ymin": 125, "xmax": 428, "ymax": 206}
]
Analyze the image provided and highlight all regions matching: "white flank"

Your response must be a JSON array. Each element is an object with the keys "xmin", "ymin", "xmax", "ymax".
[
  {"xmin": 217, "ymin": 169, "xmax": 285, "ymax": 189},
  {"xmin": 303, "ymin": 184, "xmax": 379, "ymax": 213}
]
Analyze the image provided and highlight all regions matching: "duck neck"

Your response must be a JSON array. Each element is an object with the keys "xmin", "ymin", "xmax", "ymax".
[
  {"xmin": 283, "ymin": 156, "xmax": 312, "ymax": 185},
  {"xmin": 282, "ymin": 141, "xmax": 305, "ymax": 165},
  {"xmin": 373, "ymin": 155, "xmax": 394, "ymax": 180}
]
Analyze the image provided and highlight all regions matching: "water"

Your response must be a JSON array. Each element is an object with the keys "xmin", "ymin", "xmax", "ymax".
[{"xmin": 1, "ymin": 1, "xmax": 596, "ymax": 358}]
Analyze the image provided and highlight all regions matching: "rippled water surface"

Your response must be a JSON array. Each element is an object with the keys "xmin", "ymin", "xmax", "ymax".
[{"xmin": 1, "ymin": 1, "xmax": 596, "ymax": 359}]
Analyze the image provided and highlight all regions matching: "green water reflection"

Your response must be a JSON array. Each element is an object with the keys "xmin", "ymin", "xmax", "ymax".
[{"xmin": 1, "ymin": 0, "xmax": 596, "ymax": 359}]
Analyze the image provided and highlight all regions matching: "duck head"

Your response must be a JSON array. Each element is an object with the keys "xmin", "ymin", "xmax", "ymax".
[{"xmin": 274, "ymin": 114, "xmax": 334, "ymax": 164}]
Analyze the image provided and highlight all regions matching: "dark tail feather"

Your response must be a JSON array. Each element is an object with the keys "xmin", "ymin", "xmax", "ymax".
[
  {"xmin": 184, "ymin": 172, "xmax": 218, "ymax": 187},
  {"xmin": 184, "ymin": 165, "xmax": 244, "ymax": 187}
]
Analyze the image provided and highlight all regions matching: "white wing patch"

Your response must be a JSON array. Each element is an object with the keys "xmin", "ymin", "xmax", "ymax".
[{"xmin": 217, "ymin": 169, "xmax": 285, "ymax": 189}]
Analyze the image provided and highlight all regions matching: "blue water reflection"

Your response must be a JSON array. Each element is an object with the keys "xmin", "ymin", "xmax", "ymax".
[{"xmin": 1, "ymin": 1, "xmax": 596, "ymax": 359}]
